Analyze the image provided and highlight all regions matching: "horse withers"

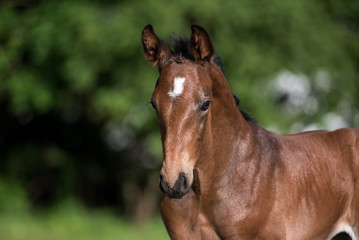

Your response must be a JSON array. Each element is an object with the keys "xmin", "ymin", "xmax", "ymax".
[{"xmin": 141, "ymin": 24, "xmax": 359, "ymax": 240}]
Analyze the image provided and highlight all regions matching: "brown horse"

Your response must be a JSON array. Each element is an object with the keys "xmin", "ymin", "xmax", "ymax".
[{"xmin": 142, "ymin": 24, "xmax": 359, "ymax": 240}]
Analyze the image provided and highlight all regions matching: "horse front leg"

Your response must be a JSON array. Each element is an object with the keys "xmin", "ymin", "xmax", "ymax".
[
  {"xmin": 160, "ymin": 191, "xmax": 220, "ymax": 240},
  {"xmin": 160, "ymin": 191, "xmax": 202, "ymax": 240}
]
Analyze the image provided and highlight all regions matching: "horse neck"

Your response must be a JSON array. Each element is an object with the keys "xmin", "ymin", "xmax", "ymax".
[
  {"xmin": 209, "ymin": 66, "xmax": 251, "ymax": 144},
  {"xmin": 195, "ymin": 67, "xmax": 253, "ymax": 185}
]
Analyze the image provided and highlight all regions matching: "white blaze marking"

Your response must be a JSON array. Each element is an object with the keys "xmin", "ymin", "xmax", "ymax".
[{"xmin": 168, "ymin": 77, "xmax": 186, "ymax": 99}]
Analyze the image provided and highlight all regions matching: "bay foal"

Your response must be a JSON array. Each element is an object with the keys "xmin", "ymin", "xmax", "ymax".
[{"xmin": 142, "ymin": 24, "xmax": 359, "ymax": 240}]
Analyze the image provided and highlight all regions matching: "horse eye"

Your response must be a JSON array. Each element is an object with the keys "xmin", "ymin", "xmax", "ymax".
[
  {"xmin": 200, "ymin": 100, "xmax": 211, "ymax": 111},
  {"xmin": 150, "ymin": 101, "xmax": 157, "ymax": 111}
]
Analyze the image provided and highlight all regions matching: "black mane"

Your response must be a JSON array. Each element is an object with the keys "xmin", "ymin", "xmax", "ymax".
[{"xmin": 170, "ymin": 35, "xmax": 255, "ymax": 123}]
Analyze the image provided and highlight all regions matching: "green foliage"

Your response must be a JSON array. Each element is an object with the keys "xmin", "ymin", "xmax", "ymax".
[
  {"xmin": 0, "ymin": 199, "xmax": 168, "ymax": 240},
  {"xmin": 1, "ymin": 0, "xmax": 358, "ymax": 128},
  {"xmin": 0, "ymin": 0, "xmax": 358, "ymax": 224},
  {"xmin": 0, "ymin": 178, "xmax": 29, "ymax": 213}
]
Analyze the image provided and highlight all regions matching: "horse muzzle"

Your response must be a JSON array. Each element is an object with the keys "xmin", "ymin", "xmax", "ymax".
[{"xmin": 159, "ymin": 172, "xmax": 190, "ymax": 199}]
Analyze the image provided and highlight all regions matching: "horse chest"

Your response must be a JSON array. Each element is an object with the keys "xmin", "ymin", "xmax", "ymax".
[{"xmin": 198, "ymin": 190, "xmax": 272, "ymax": 238}]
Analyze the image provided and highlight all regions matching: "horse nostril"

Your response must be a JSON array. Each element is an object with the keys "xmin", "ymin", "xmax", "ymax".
[
  {"xmin": 179, "ymin": 173, "xmax": 189, "ymax": 193},
  {"xmin": 174, "ymin": 172, "xmax": 189, "ymax": 195},
  {"xmin": 159, "ymin": 172, "xmax": 190, "ymax": 199},
  {"xmin": 159, "ymin": 173, "xmax": 169, "ymax": 193}
]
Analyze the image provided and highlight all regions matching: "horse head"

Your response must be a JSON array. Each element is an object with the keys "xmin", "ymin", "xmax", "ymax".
[{"xmin": 142, "ymin": 25, "xmax": 233, "ymax": 199}]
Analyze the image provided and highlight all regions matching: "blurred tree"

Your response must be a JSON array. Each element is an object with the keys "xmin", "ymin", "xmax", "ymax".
[{"xmin": 0, "ymin": 0, "xmax": 358, "ymax": 221}]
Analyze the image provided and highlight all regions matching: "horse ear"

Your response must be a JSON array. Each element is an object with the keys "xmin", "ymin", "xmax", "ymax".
[
  {"xmin": 142, "ymin": 24, "xmax": 172, "ymax": 68},
  {"xmin": 190, "ymin": 25, "xmax": 214, "ymax": 62}
]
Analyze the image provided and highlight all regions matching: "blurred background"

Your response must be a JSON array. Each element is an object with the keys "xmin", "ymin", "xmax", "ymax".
[{"xmin": 0, "ymin": 0, "xmax": 358, "ymax": 239}]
